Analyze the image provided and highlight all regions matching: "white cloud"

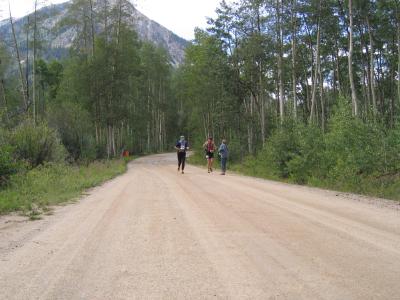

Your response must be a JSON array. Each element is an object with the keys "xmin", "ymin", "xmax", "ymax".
[
  {"xmin": 0, "ymin": 0, "xmax": 60, "ymax": 21},
  {"xmin": 135, "ymin": 0, "xmax": 220, "ymax": 40},
  {"xmin": 0, "ymin": 0, "xmax": 223, "ymax": 40}
]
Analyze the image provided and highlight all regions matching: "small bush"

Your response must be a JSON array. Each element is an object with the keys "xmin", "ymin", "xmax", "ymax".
[
  {"xmin": 0, "ymin": 143, "xmax": 17, "ymax": 186},
  {"xmin": 48, "ymin": 103, "xmax": 96, "ymax": 162},
  {"xmin": 224, "ymin": 138, "xmax": 243, "ymax": 162},
  {"xmin": 287, "ymin": 124, "xmax": 325, "ymax": 183},
  {"xmin": 323, "ymin": 101, "xmax": 386, "ymax": 187},
  {"xmin": 385, "ymin": 123, "xmax": 400, "ymax": 172},
  {"xmin": 10, "ymin": 120, "xmax": 66, "ymax": 168},
  {"xmin": 257, "ymin": 120, "xmax": 301, "ymax": 178},
  {"xmin": 187, "ymin": 148, "xmax": 206, "ymax": 165}
]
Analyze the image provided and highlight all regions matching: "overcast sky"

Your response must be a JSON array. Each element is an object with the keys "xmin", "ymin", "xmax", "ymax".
[{"xmin": 0, "ymin": 0, "xmax": 222, "ymax": 40}]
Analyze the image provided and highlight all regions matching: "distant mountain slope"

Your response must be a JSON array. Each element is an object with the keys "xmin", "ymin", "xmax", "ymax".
[{"xmin": 0, "ymin": 0, "xmax": 188, "ymax": 66}]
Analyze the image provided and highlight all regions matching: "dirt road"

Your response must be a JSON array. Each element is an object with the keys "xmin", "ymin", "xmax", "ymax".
[{"xmin": 1, "ymin": 153, "xmax": 400, "ymax": 299}]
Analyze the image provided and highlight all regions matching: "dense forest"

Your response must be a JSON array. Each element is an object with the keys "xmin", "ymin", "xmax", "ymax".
[
  {"xmin": 178, "ymin": 0, "xmax": 400, "ymax": 198},
  {"xmin": 1, "ymin": 0, "xmax": 400, "ymax": 202},
  {"xmin": 179, "ymin": 0, "xmax": 400, "ymax": 144}
]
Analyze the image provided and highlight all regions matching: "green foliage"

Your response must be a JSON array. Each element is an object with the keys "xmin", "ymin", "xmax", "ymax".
[
  {"xmin": 48, "ymin": 102, "xmax": 95, "ymax": 162},
  {"xmin": 237, "ymin": 121, "xmax": 324, "ymax": 183},
  {"xmin": 0, "ymin": 44, "xmax": 10, "ymax": 76},
  {"xmin": 385, "ymin": 123, "xmax": 400, "ymax": 171},
  {"xmin": 0, "ymin": 160, "xmax": 127, "ymax": 215},
  {"xmin": 225, "ymin": 138, "xmax": 243, "ymax": 162},
  {"xmin": 231, "ymin": 154, "xmax": 276, "ymax": 179},
  {"xmin": 52, "ymin": 29, "xmax": 175, "ymax": 156},
  {"xmin": 0, "ymin": 125, "xmax": 17, "ymax": 185},
  {"xmin": 0, "ymin": 143, "xmax": 17, "ymax": 186},
  {"xmin": 286, "ymin": 124, "xmax": 325, "ymax": 184},
  {"xmin": 187, "ymin": 150, "xmax": 206, "ymax": 166},
  {"xmin": 259, "ymin": 126, "xmax": 298, "ymax": 178},
  {"xmin": 323, "ymin": 101, "xmax": 386, "ymax": 188},
  {"xmin": 36, "ymin": 59, "xmax": 64, "ymax": 101},
  {"xmin": 177, "ymin": 29, "xmax": 239, "ymax": 144},
  {"xmin": 10, "ymin": 120, "xmax": 66, "ymax": 168},
  {"xmin": 235, "ymin": 101, "xmax": 400, "ymax": 200}
]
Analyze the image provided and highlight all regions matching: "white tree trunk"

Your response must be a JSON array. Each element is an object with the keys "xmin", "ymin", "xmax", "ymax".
[
  {"xmin": 277, "ymin": 0, "xmax": 284, "ymax": 123},
  {"xmin": 291, "ymin": 0, "xmax": 297, "ymax": 119},
  {"xmin": 348, "ymin": 0, "xmax": 359, "ymax": 116},
  {"xmin": 259, "ymin": 66, "xmax": 266, "ymax": 145},
  {"xmin": 366, "ymin": 17, "xmax": 377, "ymax": 117},
  {"xmin": 9, "ymin": 5, "xmax": 28, "ymax": 109},
  {"xmin": 310, "ymin": 15, "xmax": 321, "ymax": 123},
  {"xmin": 397, "ymin": 16, "xmax": 400, "ymax": 108},
  {"xmin": 32, "ymin": 0, "xmax": 38, "ymax": 123},
  {"xmin": 89, "ymin": 0, "xmax": 96, "ymax": 57}
]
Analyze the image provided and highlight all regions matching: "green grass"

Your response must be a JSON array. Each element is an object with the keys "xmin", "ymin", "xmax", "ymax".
[
  {"xmin": 229, "ymin": 158, "xmax": 400, "ymax": 202},
  {"xmin": 187, "ymin": 151, "xmax": 207, "ymax": 166},
  {"xmin": 306, "ymin": 175, "xmax": 400, "ymax": 201},
  {"xmin": 188, "ymin": 151, "xmax": 400, "ymax": 201},
  {"xmin": 0, "ymin": 159, "xmax": 129, "ymax": 215},
  {"xmin": 230, "ymin": 157, "xmax": 280, "ymax": 181}
]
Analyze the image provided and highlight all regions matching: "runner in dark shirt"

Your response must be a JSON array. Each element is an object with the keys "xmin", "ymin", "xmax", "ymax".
[{"xmin": 175, "ymin": 136, "xmax": 189, "ymax": 174}]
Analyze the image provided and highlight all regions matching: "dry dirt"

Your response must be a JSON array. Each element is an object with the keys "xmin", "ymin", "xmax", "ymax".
[{"xmin": 1, "ymin": 153, "xmax": 400, "ymax": 299}]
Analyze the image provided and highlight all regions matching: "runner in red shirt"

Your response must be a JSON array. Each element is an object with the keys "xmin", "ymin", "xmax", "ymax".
[{"xmin": 202, "ymin": 137, "xmax": 215, "ymax": 173}]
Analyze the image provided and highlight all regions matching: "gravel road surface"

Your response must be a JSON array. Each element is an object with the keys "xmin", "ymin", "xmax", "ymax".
[{"xmin": 1, "ymin": 153, "xmax": 399, "ymax": 299}]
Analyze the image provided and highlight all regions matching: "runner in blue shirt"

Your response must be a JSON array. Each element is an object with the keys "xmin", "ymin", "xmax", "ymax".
[{"xmin": 218, "ymin": 139, "xmax": 229, "ymax": 175}]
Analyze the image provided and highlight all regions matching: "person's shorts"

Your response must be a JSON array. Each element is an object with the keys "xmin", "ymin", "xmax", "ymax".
[{"xmin": 206, "ymin": 152, "xmax": 214, "ymax": 159}]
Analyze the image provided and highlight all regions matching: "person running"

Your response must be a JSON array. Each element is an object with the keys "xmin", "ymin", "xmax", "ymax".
[
  {"xmin": 203, "ymin": 137, "xmax": 216, "ymax": 173},
  {"xmin": 175, "ymin": 135, "xmax": 189, "ymax": 174},
  {"xmin": 218, "ymin": 139, "xmax": 229, "ymax": 175}
]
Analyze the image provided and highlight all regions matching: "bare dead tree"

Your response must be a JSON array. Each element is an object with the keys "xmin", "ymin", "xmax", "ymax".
[{"xmin": 9, "ymin": 3, "xmax": 28, "ymax": 110}]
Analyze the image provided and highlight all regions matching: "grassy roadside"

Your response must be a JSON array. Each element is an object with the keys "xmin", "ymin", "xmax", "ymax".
[
  {"xmin": 189, "ymin": 151, "xmax": 400, "ymax": 201},
  {"xmin": 0, "ymin": 159, "xmax": 130, "ymax": 217},
  {"xmin": 230, "ymin": 158, "xmax": 400, "ymax": 202},
  {"xmin": 187, "ymin": 151, "xmax": 207, "ymax": 167}
]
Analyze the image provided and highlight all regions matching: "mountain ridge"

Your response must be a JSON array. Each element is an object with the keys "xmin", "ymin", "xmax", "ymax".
[{"xmin": 0, "ymin": 0, "xmax": 188, "ymax": 66}]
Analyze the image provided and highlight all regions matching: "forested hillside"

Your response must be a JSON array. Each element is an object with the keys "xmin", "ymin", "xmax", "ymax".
[{"xmin": 0, "ymin": 0, "xmax": 400, "ymax": 203}]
